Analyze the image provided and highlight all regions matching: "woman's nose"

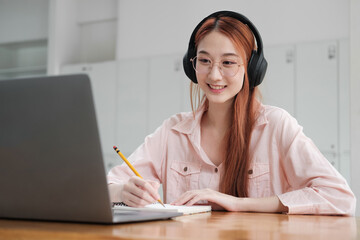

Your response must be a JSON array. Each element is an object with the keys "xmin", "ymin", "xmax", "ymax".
[{"xmin": 208, "ymin": 64, "xmax": 223, "ymax": 81}]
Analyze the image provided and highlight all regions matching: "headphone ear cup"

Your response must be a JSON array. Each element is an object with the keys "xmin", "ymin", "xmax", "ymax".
[
  {"xmin": 183, "ymin": 51, "xmax": 198, "ymax": 83},
  {"xmin": 256, "ymin": 56, "xmax": 268, "ymax": 87},
  {"xmin": 247, "ymin": 51, "xmax": 267, "ymax": 88}
]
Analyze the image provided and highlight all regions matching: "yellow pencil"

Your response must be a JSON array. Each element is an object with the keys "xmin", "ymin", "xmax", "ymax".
[{"xmin": 113, "ymin": 146, "xmax": 165, "ymax": 208}]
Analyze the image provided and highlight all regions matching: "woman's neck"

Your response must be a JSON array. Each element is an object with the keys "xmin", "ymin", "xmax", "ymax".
[
  {"xmin": 200, "ymin": 100, "xmax": 233, "ymax": 166},
  {"xmin": 203, "ymin": 100, "xmax": 233, "ymax": 132}
]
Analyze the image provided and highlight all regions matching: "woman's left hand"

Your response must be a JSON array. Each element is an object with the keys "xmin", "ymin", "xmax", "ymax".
[{"xmin": 170, "ymin": 188, "xmax": 241, "ymax": 211}]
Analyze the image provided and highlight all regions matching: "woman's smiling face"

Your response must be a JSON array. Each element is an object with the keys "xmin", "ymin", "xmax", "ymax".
[{"xmin": 195, "ymin": 30, "xmax": 245, "ymax": 106}]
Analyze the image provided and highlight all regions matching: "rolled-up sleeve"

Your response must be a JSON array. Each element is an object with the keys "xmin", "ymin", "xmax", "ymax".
[{"xmin": 275, "ymin": 111, "xmax": 356, "ymax": 215}]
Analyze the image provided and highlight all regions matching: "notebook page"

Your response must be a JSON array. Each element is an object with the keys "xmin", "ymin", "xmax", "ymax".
[
  {"xmin": 146, "ymin": 204, "xmax": 211, "ymax": 214},
  {"xmin": 113, "ymin": 203, "xmax": 211, "ymax": 215}
]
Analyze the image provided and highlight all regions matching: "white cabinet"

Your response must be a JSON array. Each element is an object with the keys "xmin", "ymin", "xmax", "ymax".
[
  {"xmin": 116, "ymin": 55, "xmax": 192, "ymax": 157},
  {"xmin": 60, "ymin": 61, "xmax": 117, "ymax": 171},
  {"xmin": 296, "ymin": 41, "xmax": 339, "ymax": 168},
  {"xmin": 58, "ymin": 56, "xmax": 191, "ymax": 172},
  {"xmin": 116, "ymin": 59, "xmax": 149, "ymax": 158},
  {"xmin": 260, "ymin": 45, "xmax": 295, "ymax": 115},
  {"xmin": 263, "ymin": 40, "xmax": 349, "ymax": 175},
  {"xmin": 148, "ymin": 54, "xmax": 190, "ymax": 133}
]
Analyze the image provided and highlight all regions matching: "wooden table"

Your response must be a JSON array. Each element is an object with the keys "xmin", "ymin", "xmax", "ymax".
[{"xmin": 0, "ymin": 212, "xmax": 358, "ymax": 240}]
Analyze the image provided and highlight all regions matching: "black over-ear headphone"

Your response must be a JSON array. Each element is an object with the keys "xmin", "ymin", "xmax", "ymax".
[{"xmin": 183, "ymin": 10, "xmax": 267, "ymax": 88}]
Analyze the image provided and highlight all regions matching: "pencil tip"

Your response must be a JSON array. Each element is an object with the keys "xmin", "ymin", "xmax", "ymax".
[
  {"xmin": 158, "ymin": 200, "xmax": 166, "ymax": 208},
  {"xmin": 113, "ymin": 146, "xmax": 117, "ymax": 149}
]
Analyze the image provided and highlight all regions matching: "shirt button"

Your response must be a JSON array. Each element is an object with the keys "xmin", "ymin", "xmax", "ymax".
[
  {"xmin": 215, "ymin": 168, "xmax": 218, "ymax": 173},
  {"xmin": 183, "ymin": 167, "xmax": 188, "ymax": 172},
  {"xmin": 248, "ymin": 169, "xmax": 253, "ymax": 175}
]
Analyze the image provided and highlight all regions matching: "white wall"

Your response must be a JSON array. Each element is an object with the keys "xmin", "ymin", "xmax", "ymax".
[{"xmin": 116, "ymin": 0, "xmax": 349, "ymax": 59}]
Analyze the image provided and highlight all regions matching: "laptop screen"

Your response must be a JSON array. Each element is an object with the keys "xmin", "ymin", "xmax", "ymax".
[{"xmin": 0, "ymin": 74, "xmax": 115, "ymax": 223}]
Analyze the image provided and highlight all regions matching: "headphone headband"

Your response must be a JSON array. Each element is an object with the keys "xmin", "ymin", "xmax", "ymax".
[{"xmin": 183, "ymin": 10, "xmax": 267, "ymax": 88}]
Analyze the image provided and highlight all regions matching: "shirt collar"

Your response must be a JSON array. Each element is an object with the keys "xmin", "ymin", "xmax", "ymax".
[
  {"xmin": 171, "ymin": 103, "xmax": 206, "ymax": 135},
  {"xmin": 254, "ymin": 103, "xmax": 269, "ymax": 126}
]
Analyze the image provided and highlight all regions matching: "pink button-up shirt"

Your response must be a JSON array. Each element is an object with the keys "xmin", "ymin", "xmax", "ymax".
[{"xmin": 108, "ymin": 104, "xmax": 356, "ymax": 215}]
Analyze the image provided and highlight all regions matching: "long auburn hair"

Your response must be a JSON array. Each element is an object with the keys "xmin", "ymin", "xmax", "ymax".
[{"xmin": 190, "ymin": 16, "xmax": 260, "ymax": 197}]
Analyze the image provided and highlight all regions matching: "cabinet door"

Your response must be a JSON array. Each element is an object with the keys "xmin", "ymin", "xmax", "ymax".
[
  {"xmin": 260, "ymin": 45, "xmax": 295, "ymax": 116},
  {"xmin": 296, "ymin": 41, "xmax": 339, "ymax": 168},
  {"xmin": 61, "ymin": 61, "xmax": 117, "ymax": 156},
  {"xmin": 116, "ymin": 59, "xmax": 149, "ymax": 158},
  {"xmin": 148, "ymin": 54, "xmax": 186, "ymax": 133},
  {"xmin": 338, "ymin": 39, "xmax": 350, "ymax": 182}
]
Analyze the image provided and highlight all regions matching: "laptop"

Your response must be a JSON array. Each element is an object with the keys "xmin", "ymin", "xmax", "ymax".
[{"xmin": 0, "ymin": 74, "xmax": 182, "ymax": 224}]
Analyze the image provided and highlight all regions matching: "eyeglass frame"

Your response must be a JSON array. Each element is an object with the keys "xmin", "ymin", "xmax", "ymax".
[{"xmin": 190, "ymin": 55, "xmax": 244, "ymax": 77}]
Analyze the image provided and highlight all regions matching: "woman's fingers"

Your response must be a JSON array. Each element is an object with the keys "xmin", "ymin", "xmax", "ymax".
[
  {"xmin": 121, "ymin": 176, "xmax": 161, "ymax": 207},
  {"xmin": 121, "ymin": 189, "xmax": 153, "ymax": 207},
  {"xmin": 171, "ymin": 188, "xmax": 229, "ymax": 210},
  {"xmin": 171, "ymin": 190, "xmax": 201, "ymax": 206},
  {"xmin": 131, "ymin": 177, "xmax": 160, "ymax": 200}
]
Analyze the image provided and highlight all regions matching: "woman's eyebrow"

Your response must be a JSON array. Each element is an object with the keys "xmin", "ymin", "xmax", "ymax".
[
  {"xmin": 222, "ymin": 53, "xmax": 240, "ymax": 57},
  {"xmin": 197, "ymin": 50, "xmax": 210, "ymax": 55},
  {"xmin": 197, "ymin": 50, "xmax": 239, "ymax": 58}
]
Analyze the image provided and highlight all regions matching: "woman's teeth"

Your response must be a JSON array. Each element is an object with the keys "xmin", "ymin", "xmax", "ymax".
[{"xmin": 209, "ymin": 84, "xmax": 225, "ymax": 90}]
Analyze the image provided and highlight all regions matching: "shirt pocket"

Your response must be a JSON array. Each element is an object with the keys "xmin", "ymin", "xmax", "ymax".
[
  {"xmin": 247, "ymin": 163, "xmax": 271, "ymax": 198},
  {"xmin": 170, "ymin": 161, "xmax": 201, "ymax": 191}
]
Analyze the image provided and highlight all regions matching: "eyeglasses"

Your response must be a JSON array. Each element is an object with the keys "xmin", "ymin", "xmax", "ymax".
[{"xmin": 190, "ymin": 55, "xmax": 243, "ymax": 77}]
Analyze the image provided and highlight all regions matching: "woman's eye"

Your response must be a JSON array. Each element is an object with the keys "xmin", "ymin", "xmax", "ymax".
[
  {"xmin": 198, "ymin": 58, "xmax": 211, "ymax": 64},
  {"xmin": 222, "ymin": 60, "xmax": 237, "ymax": 66}
]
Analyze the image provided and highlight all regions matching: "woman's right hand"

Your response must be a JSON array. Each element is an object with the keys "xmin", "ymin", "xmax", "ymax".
[{"xmin": 114, "ymin": 176, "xmax": 161, "ymax": 207}]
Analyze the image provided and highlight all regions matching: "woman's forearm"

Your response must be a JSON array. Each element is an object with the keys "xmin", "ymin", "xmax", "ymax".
[{"xmin": 237, "ymin": 196, "xmax": 288, "ymax": 213}]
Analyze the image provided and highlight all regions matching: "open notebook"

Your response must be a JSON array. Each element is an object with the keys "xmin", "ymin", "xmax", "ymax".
[{"xmin": 113, "ymin": 203, "xmax": 211, "ymax": 215}]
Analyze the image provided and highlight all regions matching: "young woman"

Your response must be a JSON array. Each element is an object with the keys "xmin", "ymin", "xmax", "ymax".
[{"xmin": 108, "ymin": 11, "xmax": 356, "ymax": 215}]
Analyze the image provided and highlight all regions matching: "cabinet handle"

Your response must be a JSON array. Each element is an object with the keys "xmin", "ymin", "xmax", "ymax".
[
  {"xmin": 328, "ymin": 45, "xmax": 336, "ymax": 59},
  {"xmin": 81, "ymin": 65, "xmax": 92, "ymax": 72},
  {"xmin": 286, "ymin": 50, "xmax": 294, "ymax": 63}
]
